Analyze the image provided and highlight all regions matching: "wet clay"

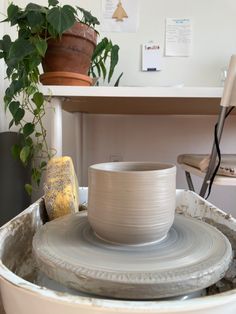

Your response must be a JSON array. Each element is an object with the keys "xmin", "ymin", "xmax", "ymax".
[{"xmin": 1, "ymin": 197, "xmax": 236, "ymax": 300}]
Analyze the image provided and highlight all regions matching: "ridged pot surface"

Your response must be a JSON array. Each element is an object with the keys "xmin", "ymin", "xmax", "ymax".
[
  {"xmin": 88, "ymin": 162, "xmax": 176, "ymax": 245},
  {"xmin": 42, "ymin": 22, "xmax": 97, "ymax": 75}
]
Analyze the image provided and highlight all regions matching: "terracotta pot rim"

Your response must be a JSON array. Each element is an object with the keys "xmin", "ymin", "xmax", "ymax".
[
  {"xmin": 89, "ymin": 161, "xmax": 176, "ymax": 174},
  {"xmin": 40, "ymin": 71, "xmax": 92, "ymax": 80},
  {"xmin": 40, "ymin": 71, "xmax": 93, "ymax": 86}
]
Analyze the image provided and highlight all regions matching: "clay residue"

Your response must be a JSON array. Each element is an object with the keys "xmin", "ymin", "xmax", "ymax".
[
  {"xmin": 1, "ymin": 200, "xmax": 47, "ymax": 280},
  {"xmin": 176, "ymin": 196, "xmax": 236, "ymax": 296},
  {"xmin": 201, "ymin": 218, "xmax": 236, "ymax": 295},
  {"xmin": 176, "ymin": 198, "xmax": 235, "ymax": 225},
  {"xmin": 1, "ymin": 198, "xmax": 236, "ymax": 299}
]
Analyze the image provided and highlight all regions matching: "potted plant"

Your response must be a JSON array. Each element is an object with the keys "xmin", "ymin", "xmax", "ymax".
[
  {"xmin": 40, "ymin": 5, "xmax": 99, "ymax": 86},
  {"xmin": 0, "ymin": 0, "xmax": 122, "ymax": 194}
]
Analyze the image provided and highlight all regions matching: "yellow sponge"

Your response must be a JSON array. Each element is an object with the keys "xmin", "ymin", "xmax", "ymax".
[{"xmin": 44, "ymin": 156, "xmax": 79, "ymax": 220}]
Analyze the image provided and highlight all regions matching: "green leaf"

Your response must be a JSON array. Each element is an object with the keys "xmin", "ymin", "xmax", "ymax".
[
  {"xmin": 35, "ymin": 132, "xmax": 42, "ymax": 137},
  {"xmin": 25, "ymin": 3, "xmax": 43, "ymax": 12},
  {"xmin": 9, "ymin": 101, "xmax": 20, "ymax": 117},
  {"xmin": 47, "ymin": 24, "xmax": 57, "ymax": 38},
  {"xmin": 33, "ymin": 109, "xmax": 40, "ymax": 115},
  {"xmin": 9, "ymin": 119, "xmax": 14, "ymax": 129},
  {"xmin": 46, "ymin": 5, "xmax": 76, "ymax": 35},
  {"xmin": 4, "ymin": 87, "xmax": 16, "ymax": 106},
  {"xmin": 23, "ymin": 123, "xmax": 35, "ymax": 137},
  {"xmin": 33, "ymin": 92, "xmax": 44, "ymax": 108},
  {"xmin": 6, "ymin": 65, "xmax": 14, "ymax": 77},
  {"xmin": 89, "ymin": 68, "xmax": 97, "ymax": 78},
  {"xmin": 77, "ymin": 7, "xmax": 100, "ymax": 27},
  {"xmin": 104, "ymin": 41, "xmax": 113, "ymax": 61},
  {"xmin": 0, "ymin": 35, "xmax": 12, "ymax": 60},
  {"xmin": 7, "ymin": 3, "xmax": 19, "ymax": 19},
  {"xmin": 114, "ymin": 72, "xmax": 123, "ymax": 87},
  {"xmin": 18, "ymin": 28, "xmax": 32, "ymax": 39},
  {"xmin": 40, "ymin": 161, "xmax": 47, "ymax": 169},
  {"xmin": 95, "ymin": 63, "xmax": 101, "ymax": 77},
  {"xmin": 100, "ymin": 61, "xmax": 107, "ymax": 80},
  {"xmin": 108, "ymin": 45, "xmax": 119, "ymax": 83},
  {"xmin": 25, "ymin": 137, "xmax": 33, "ymax": 146},
  {"xmin": 34, "ymin": 38, "xmax": 47, "ymax": 57},
  {"xmin": 20, "ymin": 146, "xmax": 31, "ymax": 164},
  {"xmin": 9, "ymin": 102, "xmax": 25, "ymax": 124},
  {"xmin": 27, "ymin": 10, "xmax": 44, "ymax": 29},
  {"xmin": 26, "ymin": 85, "xmax": 37, "ymax": 95},
  {"xmin": 63, "ymin": 5, "xmax": 77, "ymax": 15},
  {"xmin": 25, "ymin": 184, "xmax": 33, "ymax": 196},
  {"xmin": 48, "ymin": 0, "xmax": 59, "ymax": 7},
  {"xmin": 7, "ymin": 3, "xmax": 20, "ymax": 25},
  {"xmin": 9, "ymin": 80, "xmax": 24, "ymax": 96},
  {"xmin": 29, "ymin": 63, "xmax": 41, "ymax": 78},
  {"xmin": 8, "ymin": 38, "xmax": 35, "ymax": 65},
  {"xmin": 32, "ymin": 167, "xmax": 41, "ymax": 186},
  {"xmin": 11, "ymin": 144, "xmax": 21, "ymax": 159},
  {"xmin": 92, "ymin": 38, "xmax": 109, "ymax": 61},
  {"xmin": 14, "ymin": 108, "xmax": 25, "ymax": 124}
]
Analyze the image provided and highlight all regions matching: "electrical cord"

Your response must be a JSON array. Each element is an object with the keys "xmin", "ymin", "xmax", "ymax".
[{"xmin": 205, "ymin": 106, "xmax": 235, "ymax": 199}]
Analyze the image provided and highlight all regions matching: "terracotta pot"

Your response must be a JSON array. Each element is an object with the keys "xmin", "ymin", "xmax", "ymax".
[
  {"xmin": 42, "ymin": 22, "xmax": 97, "ymax": 76},
  {"xmin": 40, "ymin": 72, "xmax": 93, "ymax": 86},
  {"xmin": 88, "ymin": 162, "xmax": 176, "ymax": 245}
]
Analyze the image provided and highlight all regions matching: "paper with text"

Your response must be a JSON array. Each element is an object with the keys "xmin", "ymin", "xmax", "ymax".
[
  {"xmin": 142, "ymin": 43, "xmax": 161, "ymax": 71},
  {"xmin": 165, "ymin": 18, "xmax": 192, "ymax": 57}
]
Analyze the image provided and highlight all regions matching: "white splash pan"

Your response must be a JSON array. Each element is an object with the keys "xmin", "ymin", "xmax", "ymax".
[{"xmin": 1, "ymin": 188, "xmax": 236, "ymax": 314}]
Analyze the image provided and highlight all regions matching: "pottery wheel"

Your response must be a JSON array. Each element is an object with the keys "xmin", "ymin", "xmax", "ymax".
[{"xmin": 33, "ymin": 212, "xmax": 232, "ymax": 299}]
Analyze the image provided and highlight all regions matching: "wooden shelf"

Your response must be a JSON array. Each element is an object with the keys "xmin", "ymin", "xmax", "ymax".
[{"xmin": 41, "ymin": 86, "xmax": 225, "ymax": 115}]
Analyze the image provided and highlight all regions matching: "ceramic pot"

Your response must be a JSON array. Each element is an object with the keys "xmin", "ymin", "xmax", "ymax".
[
  {"xmin": 88, "ymin": 162, "xmax": 176, "ymax": 245},
  {"xmin": 41, "ymin": 22, "xmax": 97, "ymax": 79}
]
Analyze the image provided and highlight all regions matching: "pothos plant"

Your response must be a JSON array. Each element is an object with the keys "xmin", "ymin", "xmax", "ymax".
[{"xmin": 0, "ymin": 0, "xmax": 122, "ymax": 194}]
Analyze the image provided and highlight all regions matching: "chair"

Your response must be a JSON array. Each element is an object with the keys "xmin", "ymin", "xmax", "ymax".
[{"xmin": 178, "ymin": 55, "xmax": 236, "ymax": 199}]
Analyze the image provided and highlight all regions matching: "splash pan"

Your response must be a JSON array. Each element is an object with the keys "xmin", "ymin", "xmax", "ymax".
[
  {"xmin": 33, "ymin": 212, "xmax": 232, "ymax": 299},
  {"xmin": 1, "ymin": 189, "xmax": 236, "ymax": 314}
]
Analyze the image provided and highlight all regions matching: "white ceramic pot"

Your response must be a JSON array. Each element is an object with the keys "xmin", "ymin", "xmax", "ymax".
[{"xmin": 88, "ymin": 162, "xmax": 176, "ymax": 245}]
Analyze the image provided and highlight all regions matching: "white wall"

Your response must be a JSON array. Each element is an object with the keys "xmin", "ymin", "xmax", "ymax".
[
  {"xmin": 1, "ymin": 0, "xmax": 236, "ymax": 215},
  {"xmin": 79, "ymin": 0, "xmax": 236, "ymax": 87},
  {"xmin": 83, "ymin": 114, "xmax": 236, "ymax": 215}
]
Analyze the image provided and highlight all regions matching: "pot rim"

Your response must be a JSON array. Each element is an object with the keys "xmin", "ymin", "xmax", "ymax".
[{"xmin": 89, "ymin": 161, "xmax": 176, "ymax": 174}]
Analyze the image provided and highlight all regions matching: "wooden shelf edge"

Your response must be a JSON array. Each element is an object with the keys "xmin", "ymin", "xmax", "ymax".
[{"xmin": 41, "ymin": 86, "xmax": 224, "ymax": 115}]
